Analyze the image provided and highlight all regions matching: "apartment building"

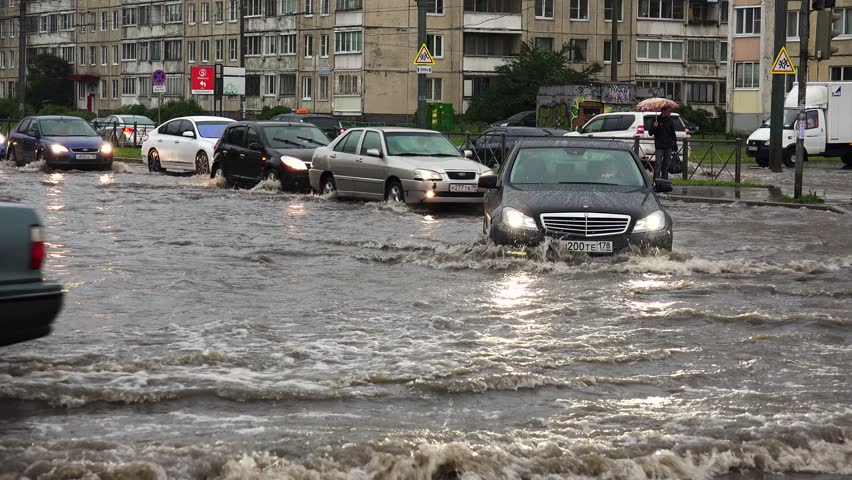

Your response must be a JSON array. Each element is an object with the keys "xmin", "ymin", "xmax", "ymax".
[
  {"xmin": 0, "ymin": 0, "xmax": 729, "ymax": 121},
  {"xmin": 727, "ymin": 0, "xmax": 852, "ymax": 132}
]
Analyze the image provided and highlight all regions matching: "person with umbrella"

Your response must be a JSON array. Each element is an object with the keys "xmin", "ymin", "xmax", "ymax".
[{"xmin": 639, "ymin": 98, "xmax": 678, "ymax": 180}]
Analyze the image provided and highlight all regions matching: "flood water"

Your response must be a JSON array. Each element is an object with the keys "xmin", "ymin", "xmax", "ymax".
[{"xmin": 1, "ymin": 163, "xmax": 850, "ymax": 480}]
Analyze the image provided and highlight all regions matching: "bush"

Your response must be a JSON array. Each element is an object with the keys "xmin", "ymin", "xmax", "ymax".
[
  {"xmin": 678, "ymin": 105, "xmax": 727, "ymax": 134},
  {"xmin": 257, "ymin": 105, "xmax": 292, "ymax": 120},
  {"xmin": 37, "ymin": 104, "xmax": 96, "ymax": 121},
  {"xmin": 0, "ymin": 98, "xmax": 21, "ymax": 120},
  {"xmin": 114, "ymin": 104, "xmax": 149, "ymax": 116}
]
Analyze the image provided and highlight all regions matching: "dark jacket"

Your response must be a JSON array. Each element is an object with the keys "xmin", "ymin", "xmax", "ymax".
[{"xmin": 649, "ymin": 115, "xmax": 677, "ymax": 150}]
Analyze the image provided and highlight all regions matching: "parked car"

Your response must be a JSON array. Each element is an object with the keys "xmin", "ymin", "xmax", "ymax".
[
  {"xmin": 210, "ymin": 121, "xmax": 330, "ymax": 191},
  {"xmin": 685, "ymin": 120, "xmax": 701, "ymax": 136},
  {"xmin": 0, "ymin": 202, "xmax": 63, "ymax": 347},
  {"xmin": 565, "ymin": 112, "xmax": 690, "ymax": 164},
  {"xmin": 309, "ymin": 127, "xmax": 492, "ymax": 204},
  {"xmin": 95, "ymin": 114, "xmax": 156, "ymax": 147},
  {"xmin": 491, "ymin": 111, "xmax": 537, "ymax": 127},
  {"xmin": 142, "ymin": 116, "xmax": 235, "ymax": 174},
  {"xmin": 479, "ymin": 138, "xmax": 673, "ymax": 253},
  {"xmin": 271, "ymin": 113, "xmax": 345, "ymax": 140},
  {"xmin": 6, "ymin": 116, "xmax": 114, "ymax": 170},
  {"xmin": 467, "ymin": 127, "xmax": 564, "ymax": 167}
]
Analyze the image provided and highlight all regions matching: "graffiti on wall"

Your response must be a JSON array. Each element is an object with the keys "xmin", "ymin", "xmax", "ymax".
[
  {"xmin": 537, "ymin": 83, "xmax": 639, "ymax": 128},
  {"xmin": 538, "ymin": 98, "xmax": 575, "ymax": 129},
  {"xmin": 604, "ymin": 85, "xmax": 631, "ymax": 105}
]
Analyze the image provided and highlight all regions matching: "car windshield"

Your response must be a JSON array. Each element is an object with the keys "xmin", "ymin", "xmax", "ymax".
[
  {"xmin": 196, "ymin": 122, "xmax": 231, "ymax": 139},
  {"xmin": 121, "ymin": 116, "xmax": 155, "ymax": 125},
  {"xmin": 263, "ymin": 125, "xmax": 330, "ymax": 148},
  {"xmin": 505, "ymin": 112, "xmax": 531, "ymax": 122},
  {"xmin": 509, "ymin": 147, "xmax": 646, "ymax": 187},
  {"xmin": 40, "ymin": 119, "xmax": 99, "ymax": 137},
  {"xmin": 385, "ymin": 132, "xmax": 461, "ymax": 157},
  {"xmin": 783, "ymin": 108, "xmax": 799, "ymax": 129},
  {"xmin": 301, "ymin": 117, "xmax": 340, "ymax": 129}
]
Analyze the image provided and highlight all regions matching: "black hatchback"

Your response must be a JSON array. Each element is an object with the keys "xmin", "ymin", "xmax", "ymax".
[
  {"xmin": 271, "ymin": 113, "xmax": 344, "ymax": 140},
  {"xmin": 211, "ymin": 121, "xmax": 330, "ymax": 191},
  {"xmin": 479, "ymin": 138, "xmax": 674, "ymax": 254}
]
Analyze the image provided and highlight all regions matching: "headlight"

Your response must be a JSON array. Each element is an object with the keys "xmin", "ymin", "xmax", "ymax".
[
  {"xmin": 281, "ymin": 155, "xmax": 308, "ymax": 171},
  {"xmin": 0, "ymin": 134, "xmax": 6, "ymax": 144},
  {"xmin": 502, "ymin": 207, "xmax": 538, "ymax": 230},
  {"xmin": 100, "ymin": 143, "xmax": 113, "ymax": 154},
  {"xmin": 413, "ymin": 169, "xmax": 442, "ymax": 181},
  {"xmin": 633, "ymin": 210, "xmax": 667, "ymax": 233},
  {"xmin": 50, "ymin": 144, "xmax": 69, "ymax": 154}
]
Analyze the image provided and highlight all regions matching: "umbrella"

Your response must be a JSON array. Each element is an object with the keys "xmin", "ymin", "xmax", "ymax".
[{"xmin": 635, "ymin": 97, "xmax": 679, "ymax": 112}]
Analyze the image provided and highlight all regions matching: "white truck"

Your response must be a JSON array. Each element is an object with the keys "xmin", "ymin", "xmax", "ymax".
[{"xmin": 746, "ymin": 82, "xmax": 852, "ymax": 167}]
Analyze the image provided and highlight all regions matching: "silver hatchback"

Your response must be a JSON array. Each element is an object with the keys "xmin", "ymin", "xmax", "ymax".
[{"xmin": 309, "ymin": 127, "xmax": 492, "ymax": 204}]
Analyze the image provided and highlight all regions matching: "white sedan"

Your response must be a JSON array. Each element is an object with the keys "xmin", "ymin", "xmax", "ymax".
[{"xmin": 141, "ymin": 116, "xmax": 235, "ymax": 174}]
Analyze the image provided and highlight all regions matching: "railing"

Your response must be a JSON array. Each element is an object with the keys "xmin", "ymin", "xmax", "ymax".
[{"xmin": 90, "ymin": 121, "xmax": 157, "ymax": 147}]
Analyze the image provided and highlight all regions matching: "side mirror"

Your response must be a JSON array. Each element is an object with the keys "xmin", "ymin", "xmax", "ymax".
[
  {"xmin": 463, "ymin": 149, "xmax": 473, "ymax": 159},
  {"xmin": 478, "ymin": 174, "xmax": 498, "ymax": 189},
  {"xmin": 654, "ymin": 179, "xmax": 673, "ymax": 193},
  {"xmin": 182, "ymin": 130, "xmax": 196, "ymax": 138},
  {"xmin": 248, "ymin": 142, "xmax": 263, "ymax": 151},
  {"xmin": 365, "ymin": 147, "xmax": 382, "ymax": 157},
  {"xmin": 575, "ymin": 126, "xmax": 584, "ymax": 133}
]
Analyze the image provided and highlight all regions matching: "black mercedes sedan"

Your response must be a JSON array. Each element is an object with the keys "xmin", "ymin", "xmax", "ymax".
[
  {"xmin": 479, "ymin": 138, "xmax": 674, "ymax": 254},
  {"xmin": 210, "ymin": 121, "xmax": 330, "ymax": 191}
]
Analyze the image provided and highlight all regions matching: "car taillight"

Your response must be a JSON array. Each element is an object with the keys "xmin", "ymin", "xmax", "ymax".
[
  {"xmin": 123, "ymin": 127, "xmax": 133, "ymax": 135},
  {"xmin": 30, "ymin": 226, "xmax": 45, "ymax": 270},
  {"xmin": 339, "ymin": 128, "xmax": 346, "ymax": 135},
  {"xmin": 684, "ymin": 128, "xmax": 691, "ymax": 137},
  {"xmin": 213, "ymin": 139, "xmax": 220, "ymax": 153},
  {"xmin": 636, "ymin": 124, "xmax": 645, "ymax": 135}
]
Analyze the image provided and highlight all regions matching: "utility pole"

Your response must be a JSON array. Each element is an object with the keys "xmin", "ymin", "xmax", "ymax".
[
  {"xmin": 239, "ymin": 0, "xmax": 246, "ymax": 120},
  {"xmin": 416, "ymin": 0, "xmax": 427, "ymax": 129},
  {"xmin": 610, "ymin": 0, "xmax": 619, "ymax": 82},
  {"xmin": 17, "ymin": 0, "xmax": 26, "ymax": 115},
  {"xmin": 794, "ymin": 0, "xmax": 809, "ymax": 199},
  {"xmin": 768, "ymin": 0, "xmax": 787, "ymax": 172}
]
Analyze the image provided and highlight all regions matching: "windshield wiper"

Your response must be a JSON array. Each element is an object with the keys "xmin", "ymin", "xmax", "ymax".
[
  {"xmin": 297, "ymin": 135, "xmax": 325, "ymax": 146},
  {"xmin": 428, "ymin": 153, "xmax": 461, "ymax": 157},
  {"xmin": 393, "ymin": 152, "xmax": 430, "ymax": 156},
  {"xmin": 273, "ymin": 137, "xmax": 303, "ymax": 148},
  {"xmin": 558, "ymin": 182, "xmax": 621, "ymax": 186}
]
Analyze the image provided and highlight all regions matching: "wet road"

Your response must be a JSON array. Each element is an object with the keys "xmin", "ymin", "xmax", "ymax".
[{"xmin": 1, "ymin": 162, "xmax": 850, "ymax": 480}]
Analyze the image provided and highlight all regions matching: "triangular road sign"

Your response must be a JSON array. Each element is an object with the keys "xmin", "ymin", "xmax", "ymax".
[
  {"xmin": 413, "ymin": 44, "xmax": 435, "ymax": 65},
  {"xmin": 770, "ymin": 46, "xmax": 796, "ymax": 75}
]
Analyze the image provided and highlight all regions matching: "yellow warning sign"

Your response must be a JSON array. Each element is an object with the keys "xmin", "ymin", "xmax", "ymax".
[
  {"xmin": 770, "ymin": 46, "xmax": 796, "ymax": 75},
  {"xmin": 413, "ymin": 44, "xmax": 435, "ymax": 65}
]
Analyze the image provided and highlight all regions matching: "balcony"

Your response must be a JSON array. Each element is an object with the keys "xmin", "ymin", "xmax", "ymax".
[
  {"xmin": 462, "ymin": 32, "xmax": 520, "ymax": 71},
  {"xmin": 463, "ymin": 0, "xmax": 521, "ymax": 30}
]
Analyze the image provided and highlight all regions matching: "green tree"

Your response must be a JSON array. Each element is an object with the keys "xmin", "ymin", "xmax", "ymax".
[
  {"xmin": 465, "ymin": 42, "xmax": 601, "ymax": 124},
  {"xmin": 26, "ymin": 54, "xmax": 74, "ymax": 109}
]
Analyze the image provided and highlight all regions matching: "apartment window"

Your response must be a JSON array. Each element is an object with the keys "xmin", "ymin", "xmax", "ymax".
[
  {"xmin": 735, "ymin": 62, "xmax": 759, "ymax": 89},
  {"xmin": 166, "ymin": 76, "xmax": 182, "ymax": 96},
  {"xmin": 165, "ymin": 40, "xmax": 182, "ymax": 61},
  {"xmin": 202, "ymin": 3, "xmax": 210, "ymax": 22},
  {"xmin": 151, "ymin": 41, "xmax": 162, "ymax": 61},
  {"xmin": 214, "ymin": 39, "xmax": 223, "ymax": 60},
  {"xmin": 719, "ymin": 81, "xmax": 726, "ymax": 105},
  {"xmin": 139, "ymin": 77, "xmax": 149, "ymax": 98},
  {"xmin": 735, "ymin": 7, "xmax": 760, "ymax": 35},
  {"xmin": 246, "ymin": 0, "xmax": 262, "ymax": 16},
  {"xmin": 787, "ymin": 11, "xmax": 799, "ymax": 38},
  {"xmin": 63, "ymin": 14, "xmax": 74, "ymax": 31},
  {"xmin": 427, "ymin": 34, "xmax": 444, "ymax": 58},
  {"xmin": 7, "ymin": 81, "xmax": 14, "ymax": 98},
  {"xmin": 122, "ymin": 8, "xmax": 137, "ymax": 26},
  {"xmin": 335, "ymin": 74, "xmax": 360, "ymax": 95},
  {"xmin": 0, "ymin": 51, "xmax": 5, "ymax": 69},
  {"xmin": 246, "ymin": 36, "xmax": 262, "ymax": 56},
  {"xmin": 188, "ymin": 41, "xmax": 196, "ymax": 62},
  {"xmin": 39, "ymin": 16, "xmax": 47, "ymax": 33},
  {"xmin": 122, "ymin": 43, "xmax": 136, "ymax": 61},
  {"xmin": 535, "ymin": 0, "xmax": 553, "ymax": 18},
  {"xmin": 112, "ymin": 11, "xmax": 119, "ymax": 30},
  {"xmin": 282, "ymin": 34, "xmax": 297, "ymax": 55},
  {"xmin": 79, "ymin": 47, "xmax": 86, "ymax": 66},
  {"xmin": 567, "ymin": 39, "xmax": 587, "ymax": 63},
  {"xmin": 282, "ymin": 0, "xmax": 297, "ymax": 14},
  {"xmin": 318, "ymin": 75, "xmax": 329, "ymax": 100},
  {"xmin": 426, "ymin": 0, "xmax": 444, "ymax": 15},
  {"xmin": 139, "ymin": 42, "xmax": 151, "ymax": 62},
  {"xmin": 101, "ymin": 12, "xmax": 108, "ymax": 30},
  {"xmin": 122, "ymin": 77, "xmax": 136, "ymax": 96},
  {"xmin": 603, "ymin": 40, "xmax": 623, "ymax": 63},
  {"xmin": 215, "ymin": 1, "xmax": 224, "ymax": 21},
  {"xmin": 687, "ymin": 82, "xmax": 714, "ymax": 103},
  {"xmin": 336, "ymin": 0, "xmax": 362, "ymax": 10},
  {"xmin": 112, "ymin": 79, "xmax": 119, "ymax": 99},
  {"xmin": 100, "ymin": 79, "xmax": 107, "ymax": 98},
  {"xmin": 137, "ymin": 6, "xmax": 152, "ymax": 26},
  {"xmin": 833, "ymin": 8, "xmax": 852, "ymax": 35},
  {"xmin": 637, "ymin": 80, "xmax": 681, "ymax": 101},
  {"xmin": 229, "ymin": 39, "xmax": 238, "ymax": 61},
  {"xmin": 79, "ymin": 13, "xmax": 85, "ymax": 32},
  {"xmin": 188, "ymin": 3, "xmax": 197, "ymax": 23},
  {"xmin": 265, "ymin": 0, "xmax": 277, "ymax": 15},
  {"xmin": 0, "ymin": 83, "xmax": 4, "ymax": 98},
  {"xmin": 687, "ymin": 40, "xmax": 714, "ymax": 63},
  {"xmin": 165, "ymin": 4, "xmax": 183, "ymax": 23},
  {"xmin": 280, "ymin": 74, "xmax": 296, "ymax": 96},
  {"xmin": 201, "ymin": 40, "xmax": 210, "ymax": 62},
  {"xmin": 535, "ymin": 37, "xmax": 553, "ymax": 52},
  {"xmin": 112, "ymin": 45, "xmax": 119, "ymax": 64},
  {"xmin": 246, "ymin": 75, "xmax": 260, "ymax": 96},
  {"xmin": 570, "ymin": 0, "xmax": 588, "ymax": 20},
  {"xmin": 305, "ymin": 0, "xmax": 312, "ymax": 15},
  {"xmin": 335, "ymin": 31, "xmax": 362, "ymax": 54},
  {"xmin": 264, "ymin": 74, "xmax": 277, "ymax": 96},
  {"xmin": 638, "ymin": 40, "xmax": 683, "ymax": 61},
  {"xmin": 638, "ymin": 0, "xmax": 684, "ymax": 20},
  {"xmin": 302, "ymin": 76, "xmax": 312, "ymax": 99},
  {"xmin": 463, "ymin": 33, "xmax": 516, "ymax": 56},
  {"xmin": 263, "ymin": 36, "xmax": 277, "ymax": 55},
  {"xmin": 426, "ymin": 78, "xmax": 442, "ymax": 101},
  {"xmin": 830, "ymin": 66, "xmax": 852, "ymax": 81},
  {"xmin": 304, "ymin": 35, "xmax": 313, "ymax": 58},
  {"xmin": 78, "ymin": 81, "xmax": 86, "ymax": 99},
  {"xmin": 604, "ymin": 0, "xmax": 623, "ymax": 21},
  {"xmin": 720, "ymin": 1, "xmax": 729, "ymax": 23},
  {"xmin": 321, "ymin": 34, "xmax": 329, "ymax": 57},
  {"xmin": 90, "ymin": 46, "xmax": 97, "ymax": 65},
  {"xmin": 229, "ymin": 0, "xmax": 238, "ymax": 20},
  {"xmin": 8, "ymin": 51, "xmax": 13, "ymax": 69},
  {"xmin": 319, "ymin": 0, "xmax": 329, "ymax": 14},
  {"xmin": 720, "ymin": 41, "xmax": 728, "ymax": 63}
]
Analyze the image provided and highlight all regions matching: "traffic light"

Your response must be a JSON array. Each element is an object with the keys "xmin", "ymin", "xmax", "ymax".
[
  {"xmin": 812, "ymin": 0, "xmax": 836, "ymax": 11},
  {"xmin": 815, "ymin": 9, "xmax": 842, "ymax": 60}
]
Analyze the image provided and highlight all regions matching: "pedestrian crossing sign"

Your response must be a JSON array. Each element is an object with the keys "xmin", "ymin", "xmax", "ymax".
[
  {"xmin": 413, "ymin": 44, "xmax": 435, "ymax": 65},
  {"xmin": 770, "ymin": 47, "xmax": 796, "ymax": 75}
]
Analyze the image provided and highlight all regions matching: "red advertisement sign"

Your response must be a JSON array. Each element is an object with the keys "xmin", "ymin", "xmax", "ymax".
[{"xmin": 191, "ymin": 66, "xmax": 214, "ymax": 95}]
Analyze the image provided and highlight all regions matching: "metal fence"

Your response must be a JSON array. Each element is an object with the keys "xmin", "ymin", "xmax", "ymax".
[{"xmin": 0, "ymin": 118, "xmax": 156, "ymax": 149}]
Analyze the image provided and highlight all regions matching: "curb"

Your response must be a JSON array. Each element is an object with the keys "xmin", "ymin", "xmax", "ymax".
[
  {"xmin": 114, "ymin": 157, "xmax": 143, "ymax": 165},
  {"xmin": 663, "ymin": 194, "xmax": 849, "ymax": 214}
]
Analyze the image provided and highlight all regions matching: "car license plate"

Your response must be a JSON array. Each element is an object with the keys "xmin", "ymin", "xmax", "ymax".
[
  {"xmin": 747, "ymin": 146, "xmax": 758, "ymax": 152},
  {"xmin": 76, "ymin": 154, "xmax": 97, "ymax": 160},
  {"xmin": 561, "ymin": 240, "xmax": 613, "ymax": 253},
  {"xmin": 449, "ymin": 184, "xmax": 478, "ymax": 193}
]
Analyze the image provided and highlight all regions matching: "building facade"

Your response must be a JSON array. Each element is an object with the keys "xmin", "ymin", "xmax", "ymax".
[
  {"xmin": 0, "ymin": 0, "xmax": 729, "ymax": 121},
  {"xmin": 727, "ymin": 0, "xmax": 852, "ymax": 133}
]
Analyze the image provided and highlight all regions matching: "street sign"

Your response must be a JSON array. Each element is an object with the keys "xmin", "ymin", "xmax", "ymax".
[
  {"xmin": 152, "ymin": 69, "xmax": 166, "ymax": 85},
  {"xmin": 416, "ymin": 65, "xmax": 432, "ymax": 74},
  {"xmin": 191, "ymin": 65, "xmax": 215, "ymax": 94},
  {"xmin": 153, "ymin": 84, "xmax": 166, "ymax": 94},
  {"xmin": 770, "ymin": 47, "xmax": 797, "ymax": 75},
  {"xmin": 413, "ymin": 44, "xmax": 435, "ymax": 65},
  {"xmin": 222, "ymin": 66, "xmax": 246, "ymax": 96}
]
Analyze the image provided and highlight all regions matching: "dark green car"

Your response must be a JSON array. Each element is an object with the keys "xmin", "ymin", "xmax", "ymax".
[{"xmin": 0, "ymin": 203, "xmax": 63, "ymax": 347}]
